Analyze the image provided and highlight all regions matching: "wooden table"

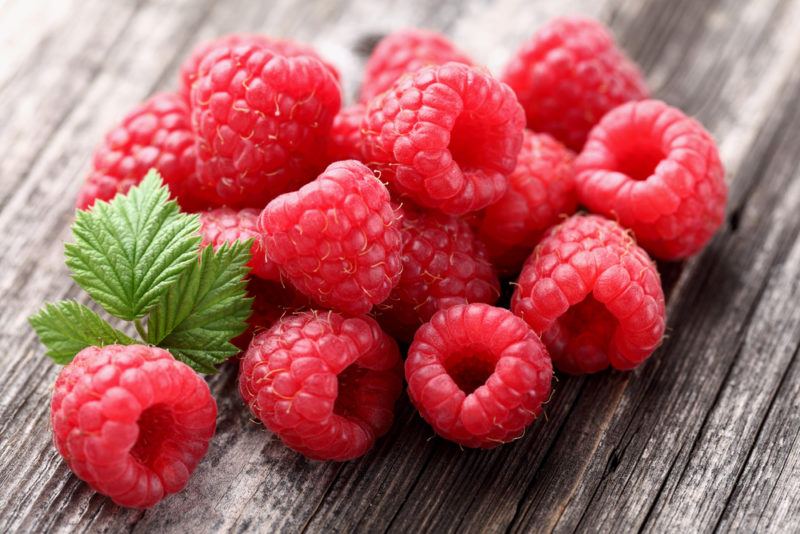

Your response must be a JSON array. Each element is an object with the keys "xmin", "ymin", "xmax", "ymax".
[{"xmin": 2, "ymin": 0, "xmax": 799, "ymax": 531}]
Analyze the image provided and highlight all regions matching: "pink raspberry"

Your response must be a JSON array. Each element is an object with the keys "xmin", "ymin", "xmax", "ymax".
[
  {"xmin": 190, "ymin": 41, "xmax": 341, "ymax": 208},
  {"xmin": 50, "ymin": 345, "xmax": 217, "ymax": 508},
  {"xmin": 179, "ymin": 33, "xmax": 339, "ymax": 103},
  {"xmin": 477, "ymin": 130, "xmax": 577, "ymax": 274},
  {"xmin": 575, "ymin": 100, "xmax": 727, "ymax": 260},
  {"xmin": 362, "ymin": 62, "xmax": 525, "ymax": 215},
  {"xmin": 511, "ymin": 214, "xmax": 666, "ymax": 374},
  {"xmin": 502, "ymin": 16, "xmax": 648, "ymax": 151},
  {"xmin": 77, "ymin": 93, "xmax": 205, "ymax": 212},
  {"xmin": 198, "ymin": 207, "xmax": 278, "ymax": 280},
  {"xmin": 376, "ymin": 205, "xmax": 499, "ymax": 341},
  {"xmin": 360, "ymin": 29, "xmax": 473, "ymax": 103},
  {"xmin": 258, "ymin": 160, "xmax": 402, "ymax": 315},
  {"xmin": 239, "ymin": 312, "xmax": 403, "ymax": 460},
  {"xmin": 405, "ymin": 304, "xmax": 552, "ymax": 448},
  {"xmin": 232, "ymin": 278, "xmax": 310, "ymax": 351},
  {"xmin": 325, "ymin": 104, "xmax": 366, "ymax": 163}
]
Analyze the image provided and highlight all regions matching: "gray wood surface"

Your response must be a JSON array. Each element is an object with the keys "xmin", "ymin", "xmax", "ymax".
[{"xmin": 1, "ymin": 0, "xmax": 799, "ymax": 532}]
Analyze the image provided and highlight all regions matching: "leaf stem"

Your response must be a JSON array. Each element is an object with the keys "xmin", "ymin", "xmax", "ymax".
[{"xmin": 134, "ymin": 319, "xmax": 147, "ymax": 341}]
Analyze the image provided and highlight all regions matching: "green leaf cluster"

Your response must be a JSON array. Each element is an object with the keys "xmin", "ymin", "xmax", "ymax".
[{"xmin": 29, "ymin": 170, "xmax": 252, "ymax": 373}]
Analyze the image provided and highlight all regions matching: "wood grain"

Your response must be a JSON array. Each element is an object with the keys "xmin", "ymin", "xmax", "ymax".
[{"xmin": 1, "ymin": 0, "xmax": 799, "ymax": 532}]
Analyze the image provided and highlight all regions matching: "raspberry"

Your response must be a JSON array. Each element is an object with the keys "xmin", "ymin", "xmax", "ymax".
[
  {"xmin": 502, "ymin": 16, "xmax": 648, "ymax": 151},
  {"xmin": 360, "ymin": 29, "xmax": 473, "ymax": 103},
  {"xmin": 376, "ymin": 205, "xmax": 499, "ymax": 341},
  {"xmin": 405, "ymin": 303, "xmax": 552, "ymax": 448},
  {"xmin": 362, "ymin": 62, "xmax": 525, "ymax": 215},
  {"xmin": 77, "ymin": 93, "xmax": 204, "ymax": 212},
  {"xmin": 199, "ymin": 207, "xmax": 278, "ymax": 280},
  {"xmin": 325, "ymin": 104, "xmax": 366, "ymax": 163},
  {"xmin": 477, "ymin": 130, "xmax": 577, "ymax": 274},
  {"xmin": 50, "ymin": 345, "xmax": 217, "ymax": 508},
  {"xmin": 232, "ymin": 278, "xmax": 310, "ymax": 351},
  {"xmin": 239, "ymin": 312, "xmax": 403, "ymax": 460},
  {"xmin": 179, "ymin": 34, "xmax": 340, "ymax": 103},
  {"xmin": 190, "ymin": 41, "xmax": 341, "ymax": 208},
  {"xmin": 574, "ymin": 100, "xmax": 727, "ymax": 260},
  {"xmin": 511, "ymin": 214, "xmax": 666, "ymax": 374},
  {"xmin": 259, "ymin": 160, "xmax": 402, "ymax": 315}
]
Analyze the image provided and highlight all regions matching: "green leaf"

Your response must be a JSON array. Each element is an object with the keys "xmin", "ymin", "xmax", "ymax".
[
  {"xmin": 29, "ymin": 300, "xmax": 135, "ymax": 364},
  {"xmin": 65, "ymin": 170, "xmax": 201, "ymax": 321},
  {"xmin": 146, "ymin": 240, "xmax": 253, "ymax": 373}
]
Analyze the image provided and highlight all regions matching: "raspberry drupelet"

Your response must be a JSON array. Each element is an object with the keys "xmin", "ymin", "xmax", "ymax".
[
  {"xmin": 325, "ymin": 104, "xmax": 367, "ymax": 163},
  {"xmin": 477, "ymin": 130, "xmax": 577, "ymax": 275},
  {"xmin": 50, "ymin": 345, "xmax": 217, "ymax": 508},
  {"xmin": 239, "ymin": 311, "xmax": 403, "ymax": 460},
  {"xmin": 179, "ymin": 33, "xmax": 339, "ymax": 103},
  {"xmin": 360, "ymin": 29, "xmax": 473, "ymax": 103},
  {"xmin": 511, "ymin": 214, "xmax": 666, "ymax": 374},
  {"xmin": 574, "ymin": 99, "xmax": 727, "ymax": 260},
  {"xmin": 362, "ymin": 62, "xmax": 526, "ymax": 215},
  {"xmin": 190, "ymin": 41, "xmax": 341, "ymax": 208},
  {"xmin": 405, "ymin": 303, "xmax": 552, "ymax": 448},
  {"xmin": 77, "ymin": 93, "xmax": 204, "ymax": 212},
  {"xmin": 199, "ymin": 207, "xmax": 279, "ymax": 280},
  {"xmin": 376, "ymin": 205, "xmax": 500, "ymax": 341},
  {"xmin": 502, "ymin": 16, "xmax": 648, "ymax": 151},
  {"xmin": 258, "ymin": 160, "xmax": 402, "ymax": 315}
]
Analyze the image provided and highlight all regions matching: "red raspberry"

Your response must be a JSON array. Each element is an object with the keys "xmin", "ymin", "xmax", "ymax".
[
  {"xmin": 77, "ymin": 93, "xmax": 204, "ymax": 212},
  {"xmin": 376, "ymin": 205, "xmax": 499, "ymax": 341},
  {"xmin": 362, "ymin": 62, "xmax": 525, "ymax": 215},
  {"xmin": 259, "ymin": 160, "xmax": 402, "ymax": 315},
  {"xmin": 239, "ymin": 312, "xmax": 403, "ymax": 460},
  {"xmin": 502, "ymin": 16, "xmax": 648, "ymax": 151},
  {"xmin": 511, "ymin": 214, "xmax": 666, "ymax": 374},
  {"xmin": 405, "ymin": 303, "xmax": 552, "ymax": 448},
  {"xmin": 50, "ymin": 345, "xmax": 217, "ymax": 508},
  {"xmin": 325, "ymin": 104, "xmax": 366, "ymax": 163},
  {"xmin": 360, "ymin": 29, "xmax": 473, "ymax": 103},
  {"xmin": 179, "ymin": 34, "xmax": 340, "ymax": 103},
  {"xmin": 232, "ymin": 278, "xmax": 310, "ymax": 351},
  {"xmin": 477, "ymin": 130, "xmax": 577, "ymax": 274},
  {"xmin": 574, "ymin": 100, "xmax": 727, "ymax": 260},
  {"xmin": 199, "ymin": 207, "xmax": 278, "ymax": 280},
  {"xmin": 190, "ymin": 41, "xmax": 341, "ymax": 208}
]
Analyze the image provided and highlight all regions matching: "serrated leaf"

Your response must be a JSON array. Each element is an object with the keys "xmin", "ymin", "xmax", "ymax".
[
  {"xmin": 29, "ymin": 300, "xmax": 135, "ymax": 364},
  {"xmin": 65, "ymin": 170, "xmax": 201, "ymax": 321},
  {"xmin": 146, "ymin": 241, "xmax": 253, "ymax": 373}
]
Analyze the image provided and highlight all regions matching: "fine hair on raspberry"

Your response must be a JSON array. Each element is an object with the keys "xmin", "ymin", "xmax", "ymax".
[
  {"xmin": 511, "ymin": 214, "xmax": 666, "ymax": 374},
  {"xmin": 376, "ymin": 204, "xmax": 500, "ymax": 341},
  {"xmin": 478, "ymin": 130, "xmax": 577, "ymax": 274},
  {"xmin": 190, "ymin": 41, "xmax": 341, "ymax": 207},
  {"xmin": 239, "ymin": 311, "xmax": 403, "ymax": 460},
  {"xmin": 575, "ymin": 99, "xmax": 727, "ymax": 260},
  {"xmin": 258, "ymin": 160, "xmax": 403, "ymax": 315},
  {"xmin": 50, "ymin": 345, "xmax": 217, "ymax": 509},
  {"xmin": 362, "ymin": 62, "xmax": 526, "ymax": 215},
  {"xmin": 405, "ymin": 303, "xmax": 553, "ymax": 448},
  {"xmin": 77, "ymin": 92, "xmax": 203, "ymax": 212},
  {"xmin": 501, "ymin": 16, "xmax": 648, "ymax": 151},
  {"xmin": 199, "ymin": 207, "xmax": 278, "ymax": 281}
]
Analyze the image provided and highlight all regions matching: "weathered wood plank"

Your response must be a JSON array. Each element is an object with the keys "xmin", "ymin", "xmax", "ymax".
[{"xmin": 0, "ymin": 0, "xmax": 799, "ymax": 532}]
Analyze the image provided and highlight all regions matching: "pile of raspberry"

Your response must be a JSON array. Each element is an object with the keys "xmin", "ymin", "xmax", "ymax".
[{"xmin": 62, "ymin": 16, "xmax": 726, "ymax": 508}]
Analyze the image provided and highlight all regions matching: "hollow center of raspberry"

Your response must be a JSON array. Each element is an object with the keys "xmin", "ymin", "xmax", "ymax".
[
  {"xmin": 130, "ymin": 404, "xmax": 175, "ymax": 467},
  {"xmin": 333, "ymin": 365, "xmax": 369, "ymax": 419},
  {"xmin": 443, "ymin": 346, "xmax": 497, "ymax": 395},
  {"xmin": 614, "ymin": 142, "xmax": 665, "ymax": 181},
  {"xmin": 449, "ymin": 114, "xmax": 489, "ymax": 170},
  {"xmin": 544, "ymin": 295, "xmax": 618, "ymax": 371}
]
